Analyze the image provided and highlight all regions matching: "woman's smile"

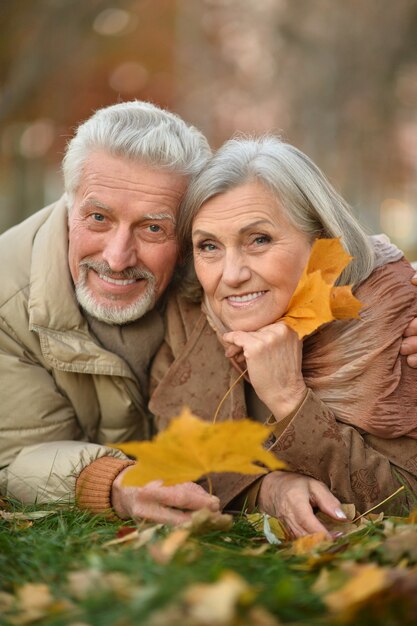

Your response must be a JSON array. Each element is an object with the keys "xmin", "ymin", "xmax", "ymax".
[{"xmin": 225, "ymin": 290, "xmax": 268, "ymax": 306}]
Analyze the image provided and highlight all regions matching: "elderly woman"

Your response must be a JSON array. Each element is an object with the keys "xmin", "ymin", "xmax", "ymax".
[{"xmin": 149, "ymin": 136, "xmax": 417, "ymax": 537}]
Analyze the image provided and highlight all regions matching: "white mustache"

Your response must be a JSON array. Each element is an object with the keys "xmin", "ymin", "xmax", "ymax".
[{"xmin": 79, "ymin": 259, "xmax": 154, "ymax": 282}]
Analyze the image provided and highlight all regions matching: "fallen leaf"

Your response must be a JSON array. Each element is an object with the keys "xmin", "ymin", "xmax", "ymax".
[
  {"xmin": 247, "ymin": 513, "xmax": 288, "ymax": 544},
  {"xmin": 67, "ymin": 569, "xmax": 133, "ymax": 601},
  {"xmin": 383, "ymin": 528, "xmax": 417, "ymax": 563},
  {"xmin": 0, "ymin": 510, "xmax": 57, "ymax": 522},
  {"xmin": 245, "ymin": 606, "xmax": 283, "ymax": 626},
  {"xmin": 116, "ymin": 526, "xmax": 138, "ymax": 538},
  {"xmin": 340, "ymin": 503, "xmax": 357, "ymax": 521},
  {"xmin": 290, "ymin": 532, "xmax": 330, "ymax": 555},
  {"xmin": 183, "ymin": 571, "xmax": 252, "ymax": 625},
  {"xmin": 324, "ymin": 564, "xmax": 390, "ymax": 617},
  {"xmin": 0, "ymin": 591, "xmax": 14, "ymax": 613},
  {"xmin": 315, "ymin": 503, "xmax": 358, "ymax": 536},
  {"xmin": 104, "ymin": 523, "xmax": 162, "ymax": 548},
  {"xmin": 113, "ymin": 408, "xmax": 285, "ymax": 487},
  {"xmin": 10, "ymin": 583, "xmax": 72, "ymax": 624},
  {"xmin": 312, "ymin": 567, "xmax": 344, "ymax": 595},
  {"xmin": 183, "ymin": 508, "xmax": 233, "ymax": 535},
  {"xmin": 148, "ymin": 528, "xmax": 190, "ymax": 564},
  {"xmin": 279, "ymin": 238, "xmax": 362, "ymax": 339},
  {"xmin": 407, "ymin": 508, "xmax": 417, "ymax": 524}
]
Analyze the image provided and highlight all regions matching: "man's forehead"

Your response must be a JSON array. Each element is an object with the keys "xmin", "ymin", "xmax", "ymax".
[{"xmin": 80, "ymin": 151, "xmax": 187, "ymax": 192}]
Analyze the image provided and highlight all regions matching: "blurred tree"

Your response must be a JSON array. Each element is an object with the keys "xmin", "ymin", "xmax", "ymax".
[
  {"xmin": 1, "ymin": 0, "xmax": 417, "ymax": 257},
  {"xmin": 176, "ymin": 0, "xmax": 417, "ymax": 256},
  {"xmin": 0, "ymin": 0, "xmax": 176, "ymax": 229}
]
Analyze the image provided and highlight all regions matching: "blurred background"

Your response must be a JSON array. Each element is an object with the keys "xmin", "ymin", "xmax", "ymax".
[{"xmin": 1, "ymin": 0, "xmax": 417, "ymax": 259}]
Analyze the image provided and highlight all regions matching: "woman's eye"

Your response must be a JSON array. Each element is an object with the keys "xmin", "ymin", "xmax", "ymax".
[
  {"xmin": 253, "ymin": 234, "xmax": 271, "ymax": 245},
  {"xmin": 198, "ymin": 242, "xmax": 217, "ymax": 252},
  {"xmin": 148, "ymin": 224, "xmax": 161, "ymax": 233}
]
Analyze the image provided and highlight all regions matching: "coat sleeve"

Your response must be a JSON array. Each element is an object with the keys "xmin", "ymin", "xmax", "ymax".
[{"xmin": 0, "ymin": 318, "xmax": 128, "ymax": 505}]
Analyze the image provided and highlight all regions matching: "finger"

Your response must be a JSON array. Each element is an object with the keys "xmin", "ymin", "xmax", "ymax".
[
  {"xmin": 310, "ymin": 484, "xmax": 348, "ymax": 523},
  {"xmin": 400, "ymin": 338, "xmax": 413, "ymax": 353},
  {"xmin": 133, "ymin": 501, "xmax": 193, "ymax": 526},
  {"xmin": 407, "ymin": 354, "xmax": 417, "ymax": 368},
  {"xmin": 143, "ymin": 482, "xmax": 220, "ymax": 512},
  {"xmin": 284, "ymin": 511, "xmax": 330, "ymax": 538},
  {"xmin": 402, "ymin": 318, "xmax": 417, "ymax": 338},
  {"xmin": 224, "ymin": 344, "xmax": 244, "ymax": 358},
  {"xmin": 400, "ymin": 337, "xmax": 417, "ymax": 354},
  {"xmin": 222, "ymin": 331, "xmax": 247, "ymax": 347}
]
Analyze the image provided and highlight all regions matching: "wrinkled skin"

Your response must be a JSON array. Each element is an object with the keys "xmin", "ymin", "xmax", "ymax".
[
  {"xmin": 112, "ymin": 469, "xmax": 220, "ymax": 525},
  {"xmin": 258, "ymin": 471, "xmax": 347, "ymax": 538}
]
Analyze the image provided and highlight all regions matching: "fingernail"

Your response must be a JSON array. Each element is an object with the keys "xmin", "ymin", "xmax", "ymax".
[
  {"xmin": 331, "ymin": 531, "xmax": 344, "ymax": 539},
  {"xmin": 335, "ymin": 508, "xmax": 347, "ymax": 519}
]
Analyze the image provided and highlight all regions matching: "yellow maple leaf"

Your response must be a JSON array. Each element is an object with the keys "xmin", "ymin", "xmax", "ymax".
[
  {"xmin": 112, "ymin": 408, "xmax": 285, "ymax": 488},
  {"xmin": 280, "ymin": 238, "xmax": 362, "ymax": 339},
  {"xmin": 306, "ymin": 237, "xmax": 353, "ymax": 282}
]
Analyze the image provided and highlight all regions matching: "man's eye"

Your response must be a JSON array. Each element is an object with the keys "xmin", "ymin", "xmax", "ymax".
[
  {"xmin": 92, "ymin": 213, "xmax": 105, "ymax": 222},
  {"xmin": 148, "ymin": 224, "xmax": 162, "ymax": 232}
]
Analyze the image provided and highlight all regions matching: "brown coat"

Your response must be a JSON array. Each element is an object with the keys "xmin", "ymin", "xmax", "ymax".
[{"xmin": 150, "ymin": 259, "xmax": 417, "ymax": 515}]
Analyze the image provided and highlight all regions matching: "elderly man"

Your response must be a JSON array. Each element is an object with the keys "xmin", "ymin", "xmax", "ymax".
[
  {"xmin": 1, "ymin": 100, "xmax": 417, "ymax": 528},
  {"xmin": 0, "ymin": 100, "xmax": 220, "ymax": 524}
]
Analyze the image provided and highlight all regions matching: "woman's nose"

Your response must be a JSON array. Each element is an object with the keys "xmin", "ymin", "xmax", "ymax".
[{"xmin": 221, "ymin": 250, "xmax": 251, "ymax": 286}]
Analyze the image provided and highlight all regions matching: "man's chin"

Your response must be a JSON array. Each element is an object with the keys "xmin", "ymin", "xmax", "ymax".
[{"xmin": 75, "ymin": 286, "xmax": 156, "ymax": 325}]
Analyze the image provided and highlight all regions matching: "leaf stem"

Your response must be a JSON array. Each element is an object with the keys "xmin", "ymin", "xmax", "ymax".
[
  {"xmin": 352, "ymin": 485, "xmax": 405, "ymax": 523},
  {"xmin": 212, "ymin": 368, "xmax": 248, "ymax": 423}
]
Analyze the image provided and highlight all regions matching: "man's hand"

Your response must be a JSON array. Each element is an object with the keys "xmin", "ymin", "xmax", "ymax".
[
  {"xmin": 257, "ymin": 471, "xmax": 347, "ymax": 538},
  {"xmin": 111, "ymin": 468, "xmax": 220, "ymax": 525},
  {"xmin": 401, "ymin": 264, "xmax": 417, "ymax": 370},
  {"xmin": 401, "ymin": 317, "xmax": 417, "ymax": 367}
]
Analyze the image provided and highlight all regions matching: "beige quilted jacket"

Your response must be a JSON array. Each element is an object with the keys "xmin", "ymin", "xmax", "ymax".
[{"xmin": 0, "ymin": 196, "xmax": 149, "ymax": 504}]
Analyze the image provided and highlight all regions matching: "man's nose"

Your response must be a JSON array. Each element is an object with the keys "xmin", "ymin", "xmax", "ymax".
[
  {"xmin": 221, "ymin": 249, "xmax": 251, "ymax": 286},
  {"xmin": 102, "ymin": 228, "xmax": 138, "ymax": 272}
]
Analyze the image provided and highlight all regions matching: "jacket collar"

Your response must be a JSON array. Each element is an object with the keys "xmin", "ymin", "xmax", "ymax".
[{"xmin": 28, "ymin": 195, "xmax": 133, "ymax": 377}]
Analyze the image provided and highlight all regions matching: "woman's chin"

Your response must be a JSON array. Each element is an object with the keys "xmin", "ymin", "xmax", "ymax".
[{"xmin": 223, "ymin": 317, "xmax": 274, "ymax": 333}]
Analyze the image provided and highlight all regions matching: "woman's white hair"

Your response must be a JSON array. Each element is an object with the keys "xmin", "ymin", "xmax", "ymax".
[
  {"xmin": 62, "ymin": 100, "xmax": 212, "ymax": 208},
  {"xmin": 178, "ymin": 135, "xmax": 374, "ymax": 290}
]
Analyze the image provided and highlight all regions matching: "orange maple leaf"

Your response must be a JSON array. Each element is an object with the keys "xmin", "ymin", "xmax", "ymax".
[
  {"xmin": 280, "ymin": 238, "xmax": 362, "ymax": 339},
  {"xmin": 112, "ymin": 408, "xmax": 285, "ymax": 488}
]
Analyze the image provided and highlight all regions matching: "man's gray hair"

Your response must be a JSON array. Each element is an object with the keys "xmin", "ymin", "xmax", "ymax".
[
  {"xmin": 178, "ymin": 135, "xmax": 374, "ymax": 289},
  {"xmin": 62, "ymin": 100, "xmax": 212, "ymax": 207}
]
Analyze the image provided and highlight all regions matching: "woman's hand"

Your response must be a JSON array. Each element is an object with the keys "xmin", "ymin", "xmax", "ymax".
[
  {"xmin": 111, "ymin": 469, "xmax": 220, "ymax": 525},
  {"xmin": 223, "ymin": 322, "xmax": 306, "ymax": 419},
  {"xmin": 257, "ymin": 471, "xmax": 347, "ymax": 538}
]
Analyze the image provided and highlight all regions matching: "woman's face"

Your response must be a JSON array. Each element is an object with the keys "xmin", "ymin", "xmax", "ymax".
[{"xmin": 192, "ymin": 181, "xmax": 312, "ymax": 332}]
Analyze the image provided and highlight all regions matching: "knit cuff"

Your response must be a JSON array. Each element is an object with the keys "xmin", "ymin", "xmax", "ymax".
[{"xmin": 75, "ymin": 456, "xmax": 135, "ymax": 519}]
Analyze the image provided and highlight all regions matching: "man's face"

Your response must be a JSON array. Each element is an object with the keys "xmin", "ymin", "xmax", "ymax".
[{"xmin": 68, "ymin": 151, "xmax": 187, "ymax": 324}]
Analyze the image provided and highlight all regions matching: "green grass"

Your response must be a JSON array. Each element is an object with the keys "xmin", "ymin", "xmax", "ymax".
[{"xmin": 2, "ymin": 501, "xmax": 417, "ymax": 626}]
